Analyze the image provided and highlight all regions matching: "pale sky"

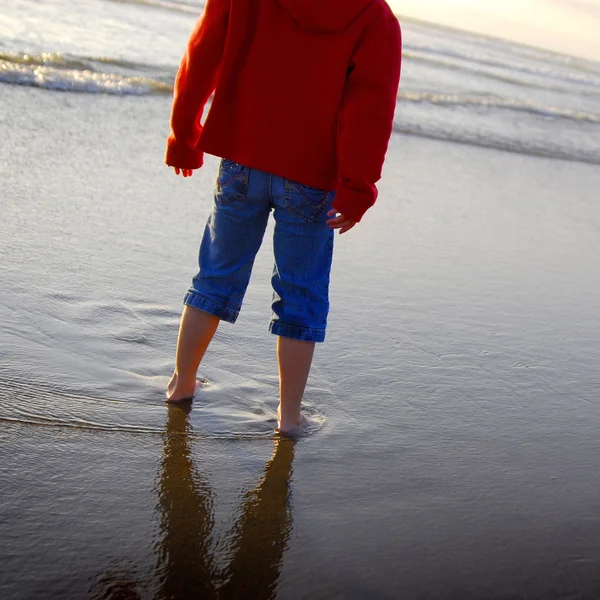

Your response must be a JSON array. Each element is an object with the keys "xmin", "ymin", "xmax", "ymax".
[{"xmin": 387, "ymin": 0, "xmax": 600, "ymax": 61}]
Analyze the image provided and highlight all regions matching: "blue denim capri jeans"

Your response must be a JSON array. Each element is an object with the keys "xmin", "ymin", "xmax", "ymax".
[{"xmin": 183, "ymin": 159, "xmax": 335, "ymax": 343}]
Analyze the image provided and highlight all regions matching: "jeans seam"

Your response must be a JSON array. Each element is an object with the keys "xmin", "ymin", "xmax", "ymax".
[
  {"xmin": 216, "ymin": 160, "xmax": 250, "ymax": 203},
  {"xmin": 283, "ymin": 179, "xmax": 330, "ymax": 223}
]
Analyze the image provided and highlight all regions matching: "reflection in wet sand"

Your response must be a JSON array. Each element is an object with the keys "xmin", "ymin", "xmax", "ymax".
[
  {"xmin": 155, "ymin": 404, "xmax": 216, "ymax": 599},
  {"xmin": 91, "ymin": 405, "xmax": 296, "ymax": 599},
  {"xmin": 156, "ymin": 405, "xmax": 296, "ymax": 599},
  {"xmin": 218, "ymin": 426, "xmax": 295, "ymax": 599}
]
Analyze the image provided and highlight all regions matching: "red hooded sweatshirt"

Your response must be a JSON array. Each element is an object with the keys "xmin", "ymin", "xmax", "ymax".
[{"xmin": 165, "ymin": 0, "xmax": 401, "ymax": 223}]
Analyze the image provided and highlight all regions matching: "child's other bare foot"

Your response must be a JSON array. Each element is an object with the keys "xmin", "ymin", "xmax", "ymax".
[
  {"xmin": 166, "ymin": 372, "xmax": 197, "ymax": 404},
  {"xmin": 277, "ymin": 407, "xmax": 307, "ymax": 436}
]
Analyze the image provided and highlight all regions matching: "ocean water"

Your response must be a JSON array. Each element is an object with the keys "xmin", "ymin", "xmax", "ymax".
[
  {"xmin": 2, "ymin": 1, "xmax": 600, "ymax": 599},
  {"xmin": 2, "ymin": 0, "xmax": 600, "ymax": 163}
]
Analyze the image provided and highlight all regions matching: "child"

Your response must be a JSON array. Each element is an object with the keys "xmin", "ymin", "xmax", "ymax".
[{"xmin": 165, "ymin": 0, "xmax": 401, "ymax": 434}]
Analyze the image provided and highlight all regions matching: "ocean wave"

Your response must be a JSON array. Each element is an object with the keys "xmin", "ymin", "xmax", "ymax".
[
  {"xmin": 0, "ymin": 51, "xmax": 165, "ymax": 73},
  {"xmin": 393, "ymin": 120, "xmax": 600, "ymax": 166},
  {"xmin": 397, "ymin": 91, "xmax": 600, "ymax": 124},
  {"xmin": 0, "ymin": 51, "xmax": 173, "ymax": 95},
  {"xmin": 107, "ymin": 0, "xmax": 202, "ymax": 13},
  {"xmin": 2, "ymin": 48, "xmax": 598, "ymax": 165},
  {"xmin": 403, "ymin": 43, "xmax": 600, "ymax": 91},
  {"xmin": 402, "ymin": 50, "xmax": 600, "ymax": 97}
]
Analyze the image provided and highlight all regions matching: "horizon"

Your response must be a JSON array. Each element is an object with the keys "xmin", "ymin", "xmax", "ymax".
[{"xmin": 388, "ymin": 0, "xmax": 600, "ymax": 62}]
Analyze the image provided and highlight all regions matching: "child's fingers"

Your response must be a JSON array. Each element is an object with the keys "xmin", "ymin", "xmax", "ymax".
[
  {"xmin": 326, "ymin": 214, "xmax": 344, "ymax": 227},
  {"xmin": 328, "ymin": 217, "xmax": 357, "ymax": 234},
  {"xmin": 339, "ymin": 222, "xmax": 357, "ymax": 234},
  {"xmin": 173, "ymin": 167, "xmax": 194, "ymax": 177},
  {"xmin": 327, "ymin": 214, "xmax": 356, "ymax": 232}
]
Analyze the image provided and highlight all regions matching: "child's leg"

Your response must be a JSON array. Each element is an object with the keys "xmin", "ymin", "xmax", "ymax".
[
  {"xmin": 269, "ymin": 176, "xmax": 335, "ymax": 432},
  {"xmin": 277, "ymin": 337, "xmax": 315, "ymax": 431},
  {"xmin": 167, "ymin": 160, "xmax": 270, "ymax": 402},
  {"xmin": 167, "ymin": 305, "xmax": 219, "ymax": 403}
]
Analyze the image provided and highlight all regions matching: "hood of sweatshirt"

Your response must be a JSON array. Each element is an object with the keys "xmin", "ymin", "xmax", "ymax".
[{"xmin": 275, "ymin": 0, "xmax": 374, "ymax": 33}]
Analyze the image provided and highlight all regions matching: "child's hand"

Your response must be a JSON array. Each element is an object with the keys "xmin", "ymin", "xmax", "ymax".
[
  {"xmin": 326, "ymin": 209, "xmax": 357, "ymax": 234},
  {"xmin": 174, "ymin": 167, "xmax": 194, "ymax": 177}
]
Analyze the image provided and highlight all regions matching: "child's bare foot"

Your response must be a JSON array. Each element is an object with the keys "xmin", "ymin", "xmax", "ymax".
[
  {"xmin": 277, "ymin": 414, "xmax": 309, "ymax": 437},
  {"xmin": 277, "ymin": 407, "xmax": 306, "ymax": 436},
  {"xmin": 166, "ymin": 372, "xmax": 197, "ymax": 404}
]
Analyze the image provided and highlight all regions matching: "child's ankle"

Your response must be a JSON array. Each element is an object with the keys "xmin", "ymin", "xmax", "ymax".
[{"xmin": 277, "ymin": 408, "xmax": 302, "ymax": 431}]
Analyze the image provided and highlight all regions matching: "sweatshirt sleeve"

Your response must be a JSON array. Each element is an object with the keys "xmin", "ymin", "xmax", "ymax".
[
  {"xmin": 165, "ymin": 0, "xmax": 230, "ymax": 170},
  {"xmin": 333, "ymin": 13, "xmax": 402, "ymax": 223}
]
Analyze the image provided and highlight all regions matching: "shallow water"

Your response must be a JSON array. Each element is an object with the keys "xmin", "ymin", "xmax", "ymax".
[
  {"xmin": 2, "ymin": 82, "xmax": 600, "ymax": 597},
  {"xmin": 2, "ymin": 1, "xmax": 600, "ymax": 598}
]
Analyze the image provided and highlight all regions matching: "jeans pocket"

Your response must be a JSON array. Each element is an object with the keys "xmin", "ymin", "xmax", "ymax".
[
  {"xmin": 215, "ymin": 159, "xmax": 249, "ymax": 204},
  {"xmin": 284, "ymin": 179, "xmax": 332, "ymax": 223}
]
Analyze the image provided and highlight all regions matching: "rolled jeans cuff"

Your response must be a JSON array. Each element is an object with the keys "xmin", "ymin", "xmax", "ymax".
[
  {"xmin": 184, "ymin": 291, "xmax": 239, "ymax": 324},
  {"xmin": 269, "ymin": 321, "xmax": 326, "ymax": 343}
]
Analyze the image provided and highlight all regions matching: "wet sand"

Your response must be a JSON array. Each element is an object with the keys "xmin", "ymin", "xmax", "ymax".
[{"xmin": 2, "ymin": 84, "xmax": 600, "ymax": 599}]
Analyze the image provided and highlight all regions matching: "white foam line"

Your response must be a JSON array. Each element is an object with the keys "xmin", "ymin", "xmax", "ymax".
[{"xmin": 108, "ymin": 0, "xmax": 203, "ymax": 14}]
